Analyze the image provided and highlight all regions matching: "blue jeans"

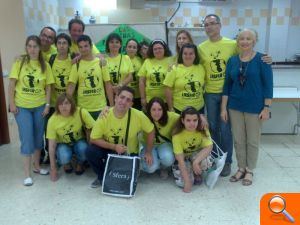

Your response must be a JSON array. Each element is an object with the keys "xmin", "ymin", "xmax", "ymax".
[
  {"xmin": 56, "ymin": 139, "xmax": 88, "ymax": 165},
  {"xmin": 204, "ymin": 93, "xmax": 233, "ymax": 163},
  {"xmin": 140, "ymin": 142, "xmax": 175, "ymax": 173},
  {"xmin": 15, "ymin": 105, "xmax": 45, "ymax": 155}
]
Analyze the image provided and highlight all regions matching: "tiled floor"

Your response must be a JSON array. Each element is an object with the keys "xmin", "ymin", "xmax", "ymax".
[{"xmin": 0, "ymin": 127, "xmax": 299, "ymax": 225}]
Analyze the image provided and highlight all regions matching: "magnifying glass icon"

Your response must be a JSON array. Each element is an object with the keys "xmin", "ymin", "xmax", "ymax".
[{"xmin": 268, "ymin": 195, "xmax": 295, "ymax": 223}]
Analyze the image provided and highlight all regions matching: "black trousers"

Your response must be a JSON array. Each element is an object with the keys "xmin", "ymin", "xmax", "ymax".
[{"xmin": 85, "ymin": 144, "xmax": 138, "ymax": 181}]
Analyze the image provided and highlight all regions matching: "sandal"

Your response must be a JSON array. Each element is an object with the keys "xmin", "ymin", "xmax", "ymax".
[
  {"xmin": 229, "ymin": 169, "xmax": 245, "ymax": 182},
  {"xmin": 75, "ymin": 164, "xmax": 85, "ymax": 176},
  {"xmin": 64, "ymin": 164, "xmax": 73, "ymax": 174},
  {"xmin": 242, "ymin": 171, "xmax": 253, "ymax": 186}
]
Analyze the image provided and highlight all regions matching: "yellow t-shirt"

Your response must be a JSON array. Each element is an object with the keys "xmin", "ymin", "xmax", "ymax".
[
  {"xmin": 70, "ymin": 41, "xmax": 100, "ymax": 56},
  {"xmin": 106, "ymin": 54, "xmax": 134, "ymax": 85},
  {"xmin": 9, "ymin": 60, "xmax": 54, "ymax": 108},
  {"xmin": 46, "ymin": 107, "xmax": 95, "ymax": 143},
  {"xmin": 172, "ymin": 129, "xmax": 212, "ymax": 157},
  {"xmin": 164, "ymin": 64, "xmax": 205, "ymax": 111},
  {"xmin": 91, "ymin": 108, "xmax": 154, "ymax": 154},
  {"xmin": 128, "ymin": 56, "xmax": 142, "ymax": 98},
  {"xmin": 68, "ymin": 58, "xmax": 110, "ymax": 112},
  {"xmin": 198, "ymin": 37, "xmax": 237, "ymax": 93},
  {"xmin": 151, "ymin": 111, "xmax": 179, "ymax": 145},
  {"xmin": 138, "ymin": 57, "xmax": 172, "ymax": 102},
  {"xmin": 42, "ymin": 45, "xmax": 57, "ymax": 62},
  {"xmin": 50, "ymin": 56, "xmax": 72, "ymax": 106}
]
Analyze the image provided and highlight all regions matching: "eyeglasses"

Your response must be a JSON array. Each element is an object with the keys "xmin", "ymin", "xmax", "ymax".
[
  {"xmin": 41, "ymin": 33, "xmax": 55, "ymax": 41},
  {"xmin": 204, "ymin": 22, "xmax": 220, "ymax": 27}
]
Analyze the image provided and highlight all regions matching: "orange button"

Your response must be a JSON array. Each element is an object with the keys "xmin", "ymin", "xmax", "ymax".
[{"xmin": 261, "ymin": 193, "xmax": 299, "ymax": 224}]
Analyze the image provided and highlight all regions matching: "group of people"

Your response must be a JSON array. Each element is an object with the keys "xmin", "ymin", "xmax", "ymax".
[{"xmin": 8, "ymin": 14, "xmax": 273, "ymax": 193}]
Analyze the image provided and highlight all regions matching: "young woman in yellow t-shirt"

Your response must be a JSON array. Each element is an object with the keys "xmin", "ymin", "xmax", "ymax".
[
  {"xmin": 8, "ymin": 35, "xmax": 54, "ymax": 186},
  {"xmin": 47, "ymin": 93, "xmax": 95, "ymax": 181},
  {"xmin": 105, "ymin": 33, "xmax": 133, "ymax": 95},
  {"xmin": 138, "ymin": 39, "xmax": 172, "ymax": 111},
  {"xmin": 140, "ymin": 97, "xmax": 178, "ymax": 178},
  {"xmin": 172, "ymin": 106, "xmax": 213, "ymax": 193},
  {"xmin": 125, "ymin": 38, "xmax": 143, "ymax": 110},
  {"xmin": 164, "ymin": 43, "xmax": 208, "ymax": 128}
]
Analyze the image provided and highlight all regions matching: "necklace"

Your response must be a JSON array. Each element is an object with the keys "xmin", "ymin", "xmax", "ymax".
[{"xmin": 238, "ymin": 60, "xmax": 250, "ymax": 88}]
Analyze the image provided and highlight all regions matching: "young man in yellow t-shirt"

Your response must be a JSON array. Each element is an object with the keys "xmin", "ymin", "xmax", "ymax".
[
  {"xmin": 67, "ymin": 35, "xmax": 114, "ymax": 120},
  {"xmin": 86, "ymin": 86, "xmax": 155, "ymax": 188},
  {"xmin": 198, "ymin": 14, "xmax": 237, "ymax": 177}
]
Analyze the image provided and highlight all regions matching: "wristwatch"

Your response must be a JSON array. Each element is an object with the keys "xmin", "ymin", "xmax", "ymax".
[{"xmin": 264, "ymin": 104, "xmax": 270, "ymax": 108}]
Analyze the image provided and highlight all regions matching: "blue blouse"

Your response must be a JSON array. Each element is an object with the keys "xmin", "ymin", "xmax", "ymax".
[{"xmin": 223, "ymin": 52, "xmax": 273, "ymax": 114}]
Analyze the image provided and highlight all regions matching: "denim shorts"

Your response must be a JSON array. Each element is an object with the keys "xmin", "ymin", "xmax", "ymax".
[{"xmin": 15, "ymin": 105, "xmax": 46, "ymax": 155}]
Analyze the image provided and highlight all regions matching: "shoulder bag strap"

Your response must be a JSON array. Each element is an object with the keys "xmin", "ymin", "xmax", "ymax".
[
  {"xmin": 79, "ymin": 108, "xmax": 86, "ymax": 128},
  {"xmin": 153, "ymin": 122, "xmax": 171, "ymax": 143},
  {"xmin": 117, "ymin": 54, "xmax": 122, "ymax": 84},
  {"xmin": 124, "ymin": 108, "xmax": 131, "ymax": 146}
]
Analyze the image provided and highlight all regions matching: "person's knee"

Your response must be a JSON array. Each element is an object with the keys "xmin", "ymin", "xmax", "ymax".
[
  {"xmin": 56, "ymin": 145, "xmax": 72, "ymax": 165},
  {"xmin": 142, "ymin": 160, "xmax": 159, "ymax": 173}
]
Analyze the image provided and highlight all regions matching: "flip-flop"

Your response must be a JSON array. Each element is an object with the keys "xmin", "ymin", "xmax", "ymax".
[{"xmin": 33, "ymin": 168, "xmax": 49, "ymax": 175}]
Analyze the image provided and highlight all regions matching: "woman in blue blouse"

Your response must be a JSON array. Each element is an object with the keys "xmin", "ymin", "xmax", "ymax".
[{"xmin": 221, "ymin": 29, "xmax": 273, "ymax": 186}]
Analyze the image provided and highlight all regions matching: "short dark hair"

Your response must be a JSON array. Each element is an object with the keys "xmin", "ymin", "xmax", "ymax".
[
  {"xmin": 77, "ymin": 34, "xmax": 92, "ymax": 46},
  {"xmin": 117, "ymin": 86, "xmax": 135, "ymax": 99},
  {"xmin": 177, "ymin": 43, "xmax": 200, "ymax": 65},
  {"xmin": 105, "ymin": 33, "xmax": 122, "ymax": 53},
  {"xmin": 68, "ymin": 18, "xmax": 85, "ymax": 32},
  {"xmin": 40, "ymin": 26, "xmax": 56, "ymax": 37},
  {"xmin": 146, "ymin": 97, "xmax": 169, "ymax": 126},
  {"xmin": 148, "ymin": 39, "xmax": 172, "ymax": 58},
  {"xmin": 204, "ymin": 14, "xmax": 221, "ymax": 24},
  {"xmin": 55, "ymin": 93, "xmax": 77, "ymax": 116},
  {"xmin": 55, "ymin": 33, "xmax": 71, "ymax": 46}
]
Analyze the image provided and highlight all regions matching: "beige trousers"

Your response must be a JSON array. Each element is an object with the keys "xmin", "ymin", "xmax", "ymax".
[{"xmin": 229, "ymin": 109, "xmax": 262, "ymax": 170}]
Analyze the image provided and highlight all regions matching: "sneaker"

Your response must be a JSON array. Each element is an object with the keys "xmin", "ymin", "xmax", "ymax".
[
  {"xmin": 220, "ymin": 163, "xmax": 231, "ymax": 177},
  {"xmin": 23, "ymin": 177, "xmax": 33, "ymax": 186},
  {"xmin": 90, "ymin": 178, "xmax": 101, "ymax": 188}
]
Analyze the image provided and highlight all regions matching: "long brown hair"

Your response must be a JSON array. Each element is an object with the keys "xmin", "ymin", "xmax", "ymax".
[
  {"xmin": 172, "ymin": 106, "xmax": 207, "ymax": 136},
  {"xmin": 19, "ymin": 35, "xmax": 46, "ymax": 74},
  {"xmin": 146, "ymin": 97, "xmax": 169, "ymax": 126},
  {"xmin": 175, "ymin": 30, "xmax": 194, "ymax": 55}
]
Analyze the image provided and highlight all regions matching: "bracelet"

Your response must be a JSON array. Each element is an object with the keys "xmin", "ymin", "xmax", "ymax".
[{"xmin": 264, "ymin": 104, "xmax": 270, "ymax": 108}]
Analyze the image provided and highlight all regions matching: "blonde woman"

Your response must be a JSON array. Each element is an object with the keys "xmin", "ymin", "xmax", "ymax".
[{"xmin": 221, "ymin": 29, "xmax": 273, "ymax": 186}]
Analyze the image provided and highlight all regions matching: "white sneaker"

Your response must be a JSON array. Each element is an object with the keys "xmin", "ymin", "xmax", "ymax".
[{"xmin": 23, "ymin": 177, "xmax": 33, "ymax": 186}]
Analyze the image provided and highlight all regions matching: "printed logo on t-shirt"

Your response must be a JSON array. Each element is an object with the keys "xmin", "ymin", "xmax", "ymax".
[
  {"xmin": 150, "ymin": 66, "xmax": 165, "ymax": 87},
  {"xmin": 109, "ymin": 65, "xmax": 119, "ymax": 84},
  {"xmin": 22, "ymin": 68, "xmax": 42, "ymax": 94},
  {"xmin": 182, "ymin": 74, "xmax": 202, "ymax": 98},
  {"xmin": 61, "ymin": 125, "xmax": 80, "ymax": 143},
  {"xmin": 81, "ymin": 68, "xmax": 102, "ymax": 96},
  {"xmin": 54, "ymin": 68, "xmax": 68, "ymax": 88},
  {"xmin": 109, "ymin": 128, "xmax": 124, "ymax": 144},
  {"xmin": 209, "ymin": 51, "xmax": 226, "ymax": 80}
]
